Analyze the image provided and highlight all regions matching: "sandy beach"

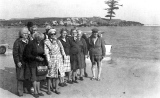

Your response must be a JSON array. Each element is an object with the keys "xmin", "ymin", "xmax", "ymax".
[{"xmin": 0, "ymin": 49, "xmax": 160, "ymax": 98}]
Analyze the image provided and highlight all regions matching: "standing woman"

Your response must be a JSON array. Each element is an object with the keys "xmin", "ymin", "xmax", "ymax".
[
  {"xmin": 24, "ymin": 32, "xmax": 46, "ymax": 98},
  {"xmin": 69, "ymin": 29, "xmax": 87, "ymax": 82},
  {"xmin": 44, "ymin": 29, "xmax": 66, "ymax": 95},
  {"xmin": 13, "ymin": 27, "xmax": 29, "ymax": 96},
  {"xmin": 76, "ymin": 30, "xmax": 88, "ymax": 80},
  {"xmin": 58, "ymin": 28, "xmax": 72, "ymax": 84},
  {"xmin": 88, "ymin": 28, "xmax": 106, "ymax": 81}
]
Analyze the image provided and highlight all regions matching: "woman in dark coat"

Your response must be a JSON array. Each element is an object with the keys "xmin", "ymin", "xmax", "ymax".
[
  {"xmin": 23, "ymin": 32, "xmax": 46, "ymax": 98},
  {"xmin": 13, "ymin": 27, "xmax": 29, "ymax": 96},
  {"xmin": 69, "ymin": 29, "xmax": 88, "ymax": 82},
  {"xmin": 58, "ymin": 28, "xmax": 72, "ymax": 85},
  {"xmin": 88, "ymin": 28, "xmax": 106, "ymax": 81}
]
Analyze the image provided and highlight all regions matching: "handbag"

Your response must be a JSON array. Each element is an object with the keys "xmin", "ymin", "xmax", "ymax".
[{"xmin": 36, "ymin": 66, "xmax": 48, "ymax": 76}]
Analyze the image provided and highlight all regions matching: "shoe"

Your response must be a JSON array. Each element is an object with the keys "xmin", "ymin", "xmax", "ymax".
[
  {"xmin": 90, "ymin": 77, "xmax": 96, "ymax": 80},
  {"xmin": 97, "ymin": 78, "xmax": 100, "ymax": 81},
  {"xmin": 17, "ymin": 93, "xmax": 23, "ymax": 97},
  {"xmin": 38, "ymin": 93, "xmax": 44, "ymax": 96},
  {"xmin": 84, "ymin": 73, "xmax": 88, "ymax": 77},
  {"xmin": 46, "ymin": 91, "xmax": 52, "ymax": 95},
  {"xmin": 67, "ymin": 80, "xmax": 73, "ymax": 84},
  {"xmin": 59, "ymin": 83, "xmax": 64, "ymax": 87},
  {"xmin": 79, "ymin": 77, "xmax": 84, "ymax": 81},
  {"xmin": 55, "ymin": 90, "xmax": 60, "ymax": 94},
  {"xmin": 75, "ymin": 76, "xmax": 78, "ymax": 80},
  {"xmin": 33, "ymin": 94, "xmax": 39, "ymax": 98},
  {"xmin": 63, "ymin": 82, "xmax": 67, "ymax": 86},
  {"xmin": 72, "ymin": 80, "xmax": 78, "ymax": 83}
]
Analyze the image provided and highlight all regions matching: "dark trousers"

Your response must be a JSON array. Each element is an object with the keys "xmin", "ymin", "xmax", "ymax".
[
  {"xmin": 17, "ymin": 80, "xmax": 32, "ymax": 95},
  {"xmin": 23, "ymin": 80, "xmax": 32, "ymax": 93},
  {"xmin": 17, "ymin": 80, "xmax": 23, "ymax": 95}
]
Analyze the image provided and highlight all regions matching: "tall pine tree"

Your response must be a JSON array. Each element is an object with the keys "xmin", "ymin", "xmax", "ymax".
[{"xmin": 105, "ymin": 0, "xmax": 122, "ymax": 20}]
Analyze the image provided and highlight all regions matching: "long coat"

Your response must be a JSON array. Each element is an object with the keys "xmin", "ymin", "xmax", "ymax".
[
  {"xmin": 44, "ymin": 39, "xmax": 66, "ymax": 78},
  {"xmin": 23, "ymin": 40, "xmax": 47, "ymax": 81},
  {"xmin": 69, "ymin": 37, "xmax": 88, "ymax": 70},
  {"xmin": 13, "ymin": 38, "xmax": 28, "ymax": 80}
]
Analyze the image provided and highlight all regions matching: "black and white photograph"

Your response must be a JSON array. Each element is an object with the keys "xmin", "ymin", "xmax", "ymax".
[{"xmin": 0, "ymin": 0, "xmax": 160, "ymax": 98}]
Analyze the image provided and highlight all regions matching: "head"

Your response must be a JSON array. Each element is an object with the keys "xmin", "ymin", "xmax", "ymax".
[
  {"xmin": 19, "ymin": 27, "xmax": 29, "ymax": 39},
  {"xmin": 77, "ymin": 30, "xmax": 82, "ymax": 39},
  {"xmin": 33, "ymin": 32, "xmax": 44, "ymax": 43},
  {"xmin": 48, "ymin": 29, "xmax": 57, "ymax": 40},
  {"xmin": 70, "ymin": 29, "xmax": 77, "ymax": 37},
  {"xmin": 60, "ymin": 28, "xmax": 68, "ymax": 38},
  {"xmin": 31, "ymin": 25, "xmax": 38, "ymax": 34},
  {"xmin": 45, "ymin": 25, "xmax": 52, "ymax": 33},
  {"xmin": 26, "ymin": 22, "xmax": 34, "ymax": 32},
  {"xmin": 92, "ymin": 28, "xmax": 99, "ymax": 38}
]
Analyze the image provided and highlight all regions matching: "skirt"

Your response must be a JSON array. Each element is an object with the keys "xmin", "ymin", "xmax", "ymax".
[{"xmin": 30, "ymin": 67, "xmax": 46, "ymax": 82}]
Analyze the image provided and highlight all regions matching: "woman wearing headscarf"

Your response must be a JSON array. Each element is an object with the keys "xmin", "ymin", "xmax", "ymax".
[
  {"xmin": 44, "ymin": 29, "xmax": 66, "ymax": 95},
  {"xmin": 13, "ymin": 27, "xmax": 29, "ymax": 96},
  {"xmin": 23, "ymin": 32, "xmax": 46, "ymax": 98},
  {"xmin": 76, "ymin": 30, "xmax": 88, "ymax": 80},
  {"xmin": 69, "ymin": 29, "xmax": 88, "ymax": 82},
  {"xmin": 88, "ymin": 28, "xmax": 106, "ymax": 81},
  {"xmin": 58, "ymin": 28, "xmax": 73, "ymax": 85}
]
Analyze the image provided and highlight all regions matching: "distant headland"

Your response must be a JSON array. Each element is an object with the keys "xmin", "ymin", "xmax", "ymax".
[{"xmin": 0, "ymin": 17, "xmax": 144, "ymax": 27}]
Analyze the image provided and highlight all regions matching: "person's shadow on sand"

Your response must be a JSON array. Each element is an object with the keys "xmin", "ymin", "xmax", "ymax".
[{"xmin": 0, "ymin": 67, "xmax": 17, "ymax": 94}]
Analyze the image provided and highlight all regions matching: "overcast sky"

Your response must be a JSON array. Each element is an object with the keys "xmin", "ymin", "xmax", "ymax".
[{"xmin": 0, "ymin": 0, "xmax": 160, "ymax": 24}]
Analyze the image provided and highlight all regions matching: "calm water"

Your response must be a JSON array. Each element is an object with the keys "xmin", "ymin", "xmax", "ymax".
[{"xmin": 0, "ymin": 26, "xmax": 160, "ymax": 60}]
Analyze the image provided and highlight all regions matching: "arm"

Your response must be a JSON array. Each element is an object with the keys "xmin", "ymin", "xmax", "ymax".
[
  {"xmin": 82, "ymin": 38, "xmax": 88, "ymax": 55},
  {"xmin": 44, "ymin": 41, "xmax": 51, "ymax": 63},
  {"xmin": 57, "ymin": 40, "xmax": 66, "ymax": 56},
  {"xmin": 101, "ymin": 38, "xmax": 106, "ymax": 56},
  {"xmin": 13, "ymin": 39, "xmax": 20, "ymax": 66}
]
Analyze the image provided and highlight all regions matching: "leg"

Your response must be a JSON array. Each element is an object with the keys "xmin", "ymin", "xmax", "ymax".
[
  {"xmin": 37, "ymin": 81, "xmax": 44, "ymax": 96},
  {"xmin": 97, "ymin": 61, "xmax": 102, "ymax": 81},
  {"xmin": 53, "ymin": 78, "xmax": 60, "ymax": 94},
  {"xmin": 33, "ymin": 81, "xmax": 38, "ymax": 94},
  {"xmin": 80, "ymin": 68, "xmax": 84, "ymax": 81},
  {"xmin": 23, "ymin": 80, "xmax": 32, "ymax": 94},
  {"xmin": 67, "ymin": 71, "xmax": 73, "ymax": 84},
  {"xmin": 47, "ymin": 78, "xmax": 51, "ymax": 92},
  {"xmin": 17, "ymin": 80, "xmax": 23, "ymax": 96},
  {"xmin": 72, "ymin": 70, "xmax": 78, "ymax": 83},
  {"xmin": 68, "ymin": 71, "xmax": 71, "ymax": 80},
  {"xmin": 91, "ymin": 62, "xmax": 96, "ymax": 80},
  {"xmin": 33, "ymin": 81, "xmax": 39, "ymax": 98},
  {"xmin": 84, "ymin": 61, "xmax": 88, "ymax": 77}
]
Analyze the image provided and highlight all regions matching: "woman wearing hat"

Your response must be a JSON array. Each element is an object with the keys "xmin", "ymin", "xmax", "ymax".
[
  {"xmin": 88, "ymin": 28, "xmax": 106, "ymax": 81},
  {"xmin": 44, "ymin": 29, "xmax": 66, "ymax": 95}
]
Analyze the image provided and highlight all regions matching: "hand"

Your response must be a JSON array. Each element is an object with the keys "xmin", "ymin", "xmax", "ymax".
[
  {"xmin": 85, "ymin": 55, "xmax": 89, "ymax": 58},
  {"xmin": 36, "ymin": 56, "xmax": 44, "ymax": 61},
  {"xmin": 101, "ymin": 56, "xmax": 105, "ymax": 60},
  {"xmin": 17, "ymin": 62, "xmax": 22, "ymax": 68},
  {"xmin": 48, "ymin": 65, "xmax": 52, "ymax": 69},
  {"xmin": 48, "ymin": 61, "xmax": 52, "ymax": 69}
]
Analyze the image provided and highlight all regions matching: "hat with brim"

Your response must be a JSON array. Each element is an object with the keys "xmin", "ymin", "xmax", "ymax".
[
  {"xmin": 92, "ymin": 28, "xmax": 99, "ymax": 33},
  {"xmin": 48, "ymin": 29, "xmax": 56, "ymax": 35}
]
